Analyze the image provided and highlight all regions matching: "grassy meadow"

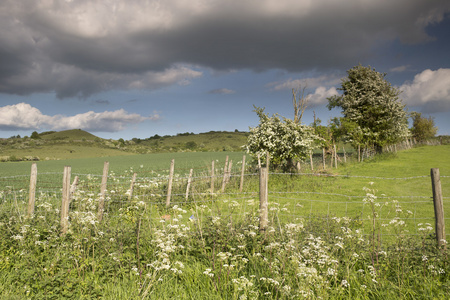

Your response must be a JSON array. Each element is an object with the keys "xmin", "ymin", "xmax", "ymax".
[{"xmin": 0, "ymin": 144, "xmax": 449, "ymax": 299}]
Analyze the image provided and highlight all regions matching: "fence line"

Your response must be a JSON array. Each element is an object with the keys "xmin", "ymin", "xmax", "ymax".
[{"xmin": 0, "ymin": 154, "xmax": 448, "ymax": 247}]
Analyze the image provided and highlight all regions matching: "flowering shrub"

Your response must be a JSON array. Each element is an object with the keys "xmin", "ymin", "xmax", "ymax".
[{"xmin": 245, "ymin": 107, "xmax": 321, "ymax": 169}]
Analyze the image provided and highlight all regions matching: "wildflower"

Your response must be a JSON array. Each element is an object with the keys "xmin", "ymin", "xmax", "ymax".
[
  {"xmin": 11, "ymin": 235, "xmax": 24, "ymax": 240},
  {"xmin": 327, "ymin": 268, "xmax": 336, "ymax": 276}
]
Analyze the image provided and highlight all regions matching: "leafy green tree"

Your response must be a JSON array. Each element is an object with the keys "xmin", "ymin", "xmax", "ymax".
[
  {"xmin": 410, "ymin": 112, "xmax": 438, "ymax": 141},
  {"xmin": 185, "ymin": 141, "xmax": 197, "ymax": 150},
  {"xmin": 30, "ymin": 131, "xmax": 40, "ymax": 139},
  {"xmin": 311, "ymin": 116, "xmax": 331, "ymax": 148},
  {"xmin": 245, "ymin": 106, "xmax": 320, "ymax": 170},
  {"xmin": 327, "ymin": 65, "xmax": 409, "ymax": 153}
]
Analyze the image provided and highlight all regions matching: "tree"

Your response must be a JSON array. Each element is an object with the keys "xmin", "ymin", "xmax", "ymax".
[
  {"xmin": 30, "ymin": 131, "xmax": 40, "ymax": 139},
  {"xmin": 327, "ymin": 65, "xmax": 409, "ymax": 153},
  {"xmin": 410, "ymin": 112, "xmax": 438, "ymax": 141},
  {"xmin": 292, "ymin": 84, "xmax": 309, "ymax": 124},
  {"xmin": 245, "ymin": 106, "xmax": 320, "ymax": 170}
]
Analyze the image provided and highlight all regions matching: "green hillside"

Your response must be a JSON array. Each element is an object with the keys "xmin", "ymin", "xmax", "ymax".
[
  {"xmin": 0, "ymin": 130, "xmax": 249, "ymax": 162},
  {"xmin": 39, "ymin": 129, "xmax": 100, "ymax": 141},
  {"xmin": 136, "ymin": 131, "xmax": 249, "ymax": 152}
]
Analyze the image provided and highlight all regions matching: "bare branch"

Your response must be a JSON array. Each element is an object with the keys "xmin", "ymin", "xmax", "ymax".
[{"xmin": 292, "ymin": 84, "xmax": 309, "ymax": 124}]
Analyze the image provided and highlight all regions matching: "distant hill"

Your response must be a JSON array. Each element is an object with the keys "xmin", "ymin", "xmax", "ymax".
[
  {"xmin": 136, "ymin": 131, "xmax": 249, "ymax": 152},
  {"xmin": 0, "ymin": 130, "xmax": 249, "ymax": 162},
  {"xmin": 39, "ymin": 129, "xmax": 101, "ymax": 141}
]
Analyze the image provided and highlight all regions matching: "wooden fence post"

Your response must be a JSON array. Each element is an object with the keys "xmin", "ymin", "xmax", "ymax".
[
  {"xmin": 128, "ymin": 173, "xmax": 137, "ymax": 200},
  {"xmin": 343, "ymin": 146, "xmax": 347, "ymax": 163},
  {"xmin": 27, "ymin": 163, "xmax": 37, "ymax": 217},
  {"xmin": 334, "ymin": 144, "xmax": 338, "ymax": 169},
  {"xmin": 97, "ymin": 161, "xmax": 109, "ymax": 222},
  {"xmin": 61, "ymin": 166, "xmax": 71, "ymax": 234},
  {"xmin": 259, "ymin": 167, "xmax": 269, "ymax": 232},
  {"xmin": 322, "ymin": 148, "xmax": 326, "ymax": 170},
  {"xmin": 210, "ymin": 160, "xmax": 215, "ymax": 194},
  {"xmin": 226, "ymin": 160, "xmax": 233, "ymax": 184},
  {"xmin": 186, "ymin": 168, "xmax": 193, "ymax": 201},
  {"xmin": 240, "ymin": 155, "xmax": 246, "ymax": 192},
  {"xmin": 166, "ymin": 159, "xmax": 175, "ymax": 207},
  {"xmin": 309, "ymin": 152, "xmax": 314, "ymax": 171},
  {"xmin": 221, "ymin": 156, "xmax": 229, "ymax": 193},
  {"xmin": 70, "ymin": 176, "xmax": 79, "ymax": 200},
  {"xmin": 431, "ymin": 168, "xmax": 446, "ymax": 249},
  {"xmin": 358, "ymin": 145, "xmax": 361, "ymax": 162}
]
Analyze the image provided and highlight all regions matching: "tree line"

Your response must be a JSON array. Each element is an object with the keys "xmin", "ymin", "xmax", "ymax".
[{"xmin": 245, "ymin": 64, "xmax": 438, "ymax": 170}]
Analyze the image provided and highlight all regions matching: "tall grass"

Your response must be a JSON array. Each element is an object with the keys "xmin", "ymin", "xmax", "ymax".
[{"xmin": 0, "ymin": 145, "xmax": 449, "ymax": 299}]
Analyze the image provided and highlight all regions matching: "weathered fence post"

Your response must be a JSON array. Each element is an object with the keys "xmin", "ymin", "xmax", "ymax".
[
  {"xmin": 240, "ymin": 155, "xmax": 246, "ymax": 192},
  {"xmin": 334, "ymin": 144, "xmax": 338, "ymax": 169},
  {"xmin": 309, "ymin": 152, "xmax": 314, "ymax": 171},
  {"xmin": 259, "ymin": 167, "xmax": 269, "ymax": 232},
  {"xmin": 185, "ymin": 168, "xmax": 193, "ymax": 201},
  {"xmin": 70, "ymin": 176, "xmax": 79, "ymax": 200},
  {"xmin": 27, "ymin": 163, "xmax": 37, "ymax": 217},
  {"xmin": 358, "ymin": 145, "xmax": 361, "ymax": 162},
  {"xmin": 343, "ymin": 146, "xmax": 347, "ymax": 163},
  {"xmin": 221, "ymin": 156, "xmax": 229, "ymax": 193},
  {"xmin": 431, "ymin": 168, "xmax": 446, "ymax": 249},
  {"xmin": 61, "ymin": 166, "xmax": 71, "ymax": 234},
  {"xmin": 226, "ymin": 160, "xmax": 233, "ymax": 184},
  {"xmin": 322, "ymin": 148, "xmax": 326, "ymax": 170},
  {"xmin": 210, "ymin": 160, "xmax": 215, "ymax": 195},
  {"xmin": 128, "ymin": 173, "xmax": 137, "ymax": 200},
  {"xmin": 97, "ymin": 161, "xmax": 109, "ymax": 222},
  {"xmin": 166, "ymin": 159, "xmax": 175, "ymax": 207}
]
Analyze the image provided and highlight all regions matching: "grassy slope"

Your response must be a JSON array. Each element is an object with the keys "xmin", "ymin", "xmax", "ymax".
[
  {"xmin": 267, "ymin": 145, "xmax": 450, "ymax": 239},
  {"xmin": 1, "ymin": 129, "xmax": 132, "ymax": 161},
  {"xmin": 39, "ymin": 129, "xmax": 100, "ymax": 140},
  {"xmin": 139, "ymin": 131, "xmax": 249, "ymax": 152},
  {"xmin": 0, "ymin": 130, "xmax": 248, "ymax": 161}
]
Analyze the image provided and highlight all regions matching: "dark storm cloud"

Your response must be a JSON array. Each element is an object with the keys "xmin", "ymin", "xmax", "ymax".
[{"xmin": 0, "ymin": 0, "xmax": 449, "ymax": 98}]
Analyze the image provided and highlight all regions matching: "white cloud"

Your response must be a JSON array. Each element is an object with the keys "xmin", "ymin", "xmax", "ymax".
[
  {"xmin": 148, "ymin": 110, "xmax": 162, "ymax": 121},
  {"xmin": 307, "ymin": 86, "xmax": 339, "ymax": 107},
  {"xmin": 390, "ymin": 65, "xmax": 410, "ymax": 73},
  {"xmin": 268, "ymin": 75, "xmax": 341, "ymax": 91},
  {"xmin": 209, "ymin": 88, "xmax": 235, "ymax": 94},
  {"xmin": 399, "ymin": 68, "xmax": 450, "ymax": 112},
  {"xmin": 0, "ymin": 103, "xmax": 53, "ymax": 130},
  {"xmin": 0, "ymin": 103, "xmax": 149, "ymax": 132}
]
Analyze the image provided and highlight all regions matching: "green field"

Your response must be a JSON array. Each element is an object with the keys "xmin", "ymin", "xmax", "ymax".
[
  {"xmin": 0, "ymin": 151, "xmax": 247, "ymax": 176},
  {"xmin": 0, "ymin": 145, "xmax": 449, "ymax": 299}
]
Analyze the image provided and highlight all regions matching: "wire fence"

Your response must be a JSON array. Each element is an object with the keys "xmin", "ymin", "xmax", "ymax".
[{"xmin": 1, "ymin": 159, "xmax": 448, "ymax": 245}]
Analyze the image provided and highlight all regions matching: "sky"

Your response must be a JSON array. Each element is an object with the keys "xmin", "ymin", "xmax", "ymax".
[{"xmin": 1, "ymin": 0, "xmax": 450, "ymax": 140}]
